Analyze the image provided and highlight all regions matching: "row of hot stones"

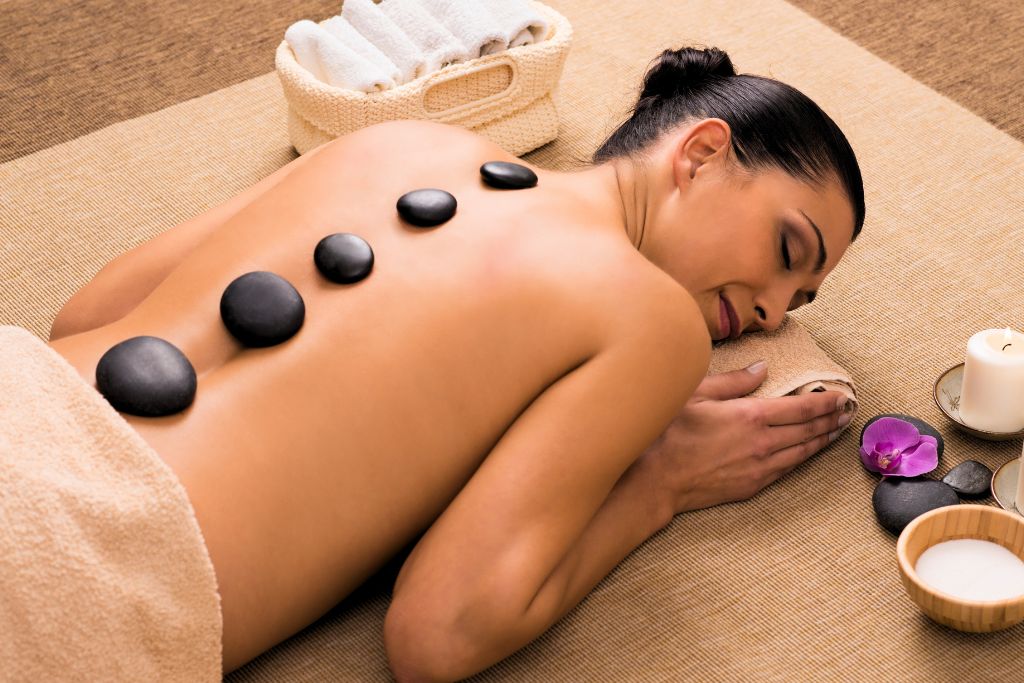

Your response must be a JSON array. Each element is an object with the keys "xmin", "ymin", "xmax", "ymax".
[{"xmin": 96, "ymin": 161, "xmax": 538, "ymax": 417}]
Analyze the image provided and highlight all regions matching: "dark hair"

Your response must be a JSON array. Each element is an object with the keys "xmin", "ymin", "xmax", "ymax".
[{"xmin": 594, "ymin": 47, "xmax": 865, "ymax": 239}]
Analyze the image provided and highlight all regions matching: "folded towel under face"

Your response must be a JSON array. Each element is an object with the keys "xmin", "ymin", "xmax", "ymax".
[
  {"xmin": 477, "ymin": 0, "xmax": 551, "ymax": 51},
  {"xmin": 286, "ymin": 19, "xmax": 395, "ymax": 91},
  {"xmin": 378, "ymin": 0, "xmax": 469, "ymax": 74},
  {"xmin": 342, "ymin": 0, "xmax": 427, "ymax": 83},
  {"xmin": 415, "ymin": 0, "xmax": 508, "ymax": 59},
  {"xmin": 322, "ymin": 15, "xmax": 401, "ymax": 85},
  {"xmin": 708, "ymin": 316, "xmax": 859, "ymax": 428}
]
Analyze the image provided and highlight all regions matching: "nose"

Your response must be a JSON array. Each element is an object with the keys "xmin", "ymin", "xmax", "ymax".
[{"xmin": 753, "ymin": 288, "xmax": 791, "ymax": 332}]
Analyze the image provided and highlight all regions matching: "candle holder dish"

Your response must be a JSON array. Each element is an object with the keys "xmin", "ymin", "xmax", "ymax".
[
  {"xmin": 933, "ymin": 363, "xmax": 1024, "ymax": 441},
  {"xmin": 897, "ymin": 504, "xmax": 1024, "ymax": 632},
  {"xmin": 992, "ymin": 458, "xmax": 1023, "ymax": 516}
]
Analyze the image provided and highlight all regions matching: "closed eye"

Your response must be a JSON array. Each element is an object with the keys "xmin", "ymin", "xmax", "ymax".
[{"xmin": 781, "ymin": 234, "xmax": 792, "ymax": 270}]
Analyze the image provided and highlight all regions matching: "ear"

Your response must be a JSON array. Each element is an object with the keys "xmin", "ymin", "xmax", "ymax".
[{"xmin": 671, "ymin": 118, "xmax": 732, "ymax": 188}]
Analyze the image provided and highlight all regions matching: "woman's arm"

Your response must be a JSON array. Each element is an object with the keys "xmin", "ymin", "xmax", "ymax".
[
  {"xmin": 383, "ymin": 291, "xmax": 711, "ymax": 682},
  {"xmin": 48, "ymin": 142, "xmax": 333, "ymax": 341}
]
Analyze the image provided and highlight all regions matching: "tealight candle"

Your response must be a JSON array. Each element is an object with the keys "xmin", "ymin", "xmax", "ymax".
[
  {"xmin": 915, "ymin": 538, "xmax": 1024, "ymax": 601},
  {"xmin": 958, "ymin": 328, "xmax": 1024, "ymax": 432}
]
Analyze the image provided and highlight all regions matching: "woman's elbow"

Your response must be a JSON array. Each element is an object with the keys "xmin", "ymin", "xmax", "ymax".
[{"xmin": 383, "ymin": 594, "xmax": 496, "ymax": 683}]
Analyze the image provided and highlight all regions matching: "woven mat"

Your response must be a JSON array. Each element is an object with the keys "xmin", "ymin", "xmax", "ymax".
[
  {"xmin": 2, "ymin": 0, "xmax": 1023, "ymax": 680},
  {"xmin": 2, "ymin": 1, "xmax": 1021, "ymax": 161}
]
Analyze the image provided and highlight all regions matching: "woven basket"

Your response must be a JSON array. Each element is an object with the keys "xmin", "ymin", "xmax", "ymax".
[{"xmin": 275, "ymin": 1, "xmax": 572, "ymax": 157}]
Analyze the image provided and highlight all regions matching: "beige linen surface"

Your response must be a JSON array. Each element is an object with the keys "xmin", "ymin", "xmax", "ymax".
[
  {"xmin": 0, "ymin": 326, "xmax": 222, "ymax": 681},
  {"xmin": 2, "ymin": 0, "xmax": 1023, "ymax": 680}
]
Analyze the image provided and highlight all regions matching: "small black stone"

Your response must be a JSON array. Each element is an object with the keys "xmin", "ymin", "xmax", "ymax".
[
  {"xmin": 95, "ymin": 336, "xmax": 197, "ymax": 417},
  {"xmin": 396, "ymin": 189, "xmax": 456, "ymax": 227},
  {"xmin": 480, "ymin": 161, "xmax": 538, "ymax": 190},
  {"xmin": 860, "ymin": 413, "xmax": 944, "ymax": 462},
  {"xmin": 872, "ymin": 477, "xmax": 959, "ymax": 535},
  {"xmin": 941, "ymin": 460, "xmax": 993, "ymax": 498},
  {"xmin": 220, "ymin": 271, "xmax": 305, "ymax": 347},
  {"xmin": 314, "ymin": 233, "xmax": 374, "ymax": 284}
]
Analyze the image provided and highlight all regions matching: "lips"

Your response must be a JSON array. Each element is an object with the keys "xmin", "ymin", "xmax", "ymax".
[
  {"xmin": 718, "ymin": 294, "xmax": 743, "ymax": 341},
  {"xmin": 718, "ymin": 296, "xmax": 730, "ymax": 341}
]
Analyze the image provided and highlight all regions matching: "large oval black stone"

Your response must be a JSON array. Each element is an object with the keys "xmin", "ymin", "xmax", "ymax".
[
  {"xmin": 872, "ymin": 477, "xmax": 959, "ymax": 535},
  {"xmin": 860, "ymin": 413, "xmax": 944, "ymax": 462},
  {"xmin": 314, "ymin": 233, "xmax": 374, "ymax": 284},
  {"xmin": 95, "ymin": 336, "xmax": 197, "ymax": 417},
  {"xmin": 220, "ymin": 271, "xmax": 305, "ymax": 347},
  {"xmin": 480, "ymin": 161, "xmax": 538, "ymax": 190},
  {"xmin": 396, "ymin": 189, "xmax": 456, "ymax": 227}
]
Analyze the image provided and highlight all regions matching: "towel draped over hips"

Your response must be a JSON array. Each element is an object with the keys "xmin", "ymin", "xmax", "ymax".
[{"xmin": 0, "ymin": 326, "xmax": 222, "ymax": 681}]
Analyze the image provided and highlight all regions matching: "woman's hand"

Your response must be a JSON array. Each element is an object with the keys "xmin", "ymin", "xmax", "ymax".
[{"xmin": 639, "ymin": 360, "xmax": 853, "ymax": 515}]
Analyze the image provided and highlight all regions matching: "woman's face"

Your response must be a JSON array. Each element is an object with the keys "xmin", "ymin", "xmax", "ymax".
[{"xmin": 647, "ymin": 121, "xmax": 856, "ymax": 341}]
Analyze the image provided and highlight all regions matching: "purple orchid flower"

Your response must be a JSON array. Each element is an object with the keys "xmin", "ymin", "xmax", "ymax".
[{"xmin": 860, "ymin": 417, "xmax": 938, "ymax": 477}]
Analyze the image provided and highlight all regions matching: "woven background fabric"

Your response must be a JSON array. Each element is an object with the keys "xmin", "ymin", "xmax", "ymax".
[
  {"xmin": 0, "ymin": 0, "xmax": 1020, "ymax": 163},
  {"xmin": 1, "ymin": 0, "xmax": 1023, "ymax": 681}
]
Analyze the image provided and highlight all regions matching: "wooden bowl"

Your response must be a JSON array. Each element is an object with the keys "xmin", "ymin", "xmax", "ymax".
[{"xmin": 896, "ymin": 504, "xmax": 1024, "ymax": 632}]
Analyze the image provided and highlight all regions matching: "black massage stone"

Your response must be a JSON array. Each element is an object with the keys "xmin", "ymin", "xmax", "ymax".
[
  {"xmin": 941, "ymin": 460, "xmax": 993, "ymax": 498},
  {"xmin": 95, "ymin": 336, "xmax": 197, "ymax": 417},
  {"xmin": 314, "ymin": 233, "xmax": 374, "ymax": 284},
  {"xmin": 480, "ymin": 161, "xmax": 538, "ymax": 190},
  {"xmin": 220, "ymin": 271, "xmax": 305, "ymax": 347},
  {"xmin": 396, "ymin": 188, "xmax": 456, "ymax": 227},
  {"xmin": 872, "ymin": 477, "xmax": 959, "ymax": 535}
]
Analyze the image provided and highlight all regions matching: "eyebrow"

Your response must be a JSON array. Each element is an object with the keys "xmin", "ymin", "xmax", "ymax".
[
  {"xmin": 798, "ymin": 209, "xmax": 828, "ymax": 274},
  {"xmin": 794, "ymin": 209, "xmax": 826, "ymax": 305}
]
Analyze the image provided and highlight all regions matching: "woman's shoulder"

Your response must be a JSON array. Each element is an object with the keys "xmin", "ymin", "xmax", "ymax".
[
  {"xmin": 613, "ymin": 257, "xmax": 711, "ymax": 356},
  {"xmin": 546, "ymin": 239, "xmax": 711, "ymax": 370}
]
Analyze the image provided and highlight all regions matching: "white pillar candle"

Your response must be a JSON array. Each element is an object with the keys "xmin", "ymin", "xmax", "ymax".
[
  {"xmin": 958, "ymin": 328, "xmax": 1024, "ymax": 432},
  {"xmin": 915, "ymin": 539, "xmax": 1024, "ymax": 601}
]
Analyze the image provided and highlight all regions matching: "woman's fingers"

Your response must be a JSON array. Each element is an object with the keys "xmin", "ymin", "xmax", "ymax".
[
  {"xmin": 760, "ymin": 390, "xmax": 848, "ymax": 426},
  {"xmin": 693, "ymin": 364, "xmax": 768, "ymax": 401},
  {"xmin": 765, "ymin": 430, "xmax": 835, "ymax": 475},
  {"xmin": 767, "ymin": 406, "xmax": 850, "ymax": 452}
]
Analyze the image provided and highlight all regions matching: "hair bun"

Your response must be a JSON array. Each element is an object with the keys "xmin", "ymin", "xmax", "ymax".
[{"xmin": 640, "ymin": 47, "xmax": 736, "ymax": 99}]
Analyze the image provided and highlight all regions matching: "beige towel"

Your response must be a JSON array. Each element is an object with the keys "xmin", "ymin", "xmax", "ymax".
[
  {"xmin": 709, "ymin": 316, "xmax": 859, "ymax": 420},
  {"xmin": 0, "ymin": 326, "xmax": 222, "ymax": 681}
]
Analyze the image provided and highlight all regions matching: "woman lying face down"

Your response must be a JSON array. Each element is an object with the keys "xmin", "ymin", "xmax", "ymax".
[{"xmin": 48, "ymin": 46, "xmax": 862, "ymax": 680}]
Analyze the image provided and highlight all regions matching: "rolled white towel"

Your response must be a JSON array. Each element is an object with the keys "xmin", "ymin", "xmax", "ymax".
[
  {"xmin": 379, "ymin": 0, "xmax": 468, "ymax": 73},
  {"xmin": 342, "ymin": 0, "xmax": 426, "ymax": 83},
  {"xmin": 322, "ymin": 15, "xmax": 401, "ymax": 85},
  {"xmin": 477, "ymin": 0, "xmax": 549, "ymax": 51},
  {"xmin": 415, "ymin": 0, "xmax": 506, "ymax": 59},
  {"xmin": 285, "ymin": 19, "xmax": 394, "ymax": 92}
]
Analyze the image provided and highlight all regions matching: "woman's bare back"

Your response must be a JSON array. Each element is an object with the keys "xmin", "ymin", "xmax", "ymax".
[{"xmin": 49, "ymin": 121, "xmax": 699, "ymax": 671}]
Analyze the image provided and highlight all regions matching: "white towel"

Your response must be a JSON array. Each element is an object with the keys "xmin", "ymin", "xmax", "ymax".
[
  {"xmin": 342, "ymin": 0, "xmax": 426, "ymax": 83},
  {"xmin": 322, "ymin": 15, "xmax": 401, "ymax": 85},
  {"xmin": 415, "ymin": 0, "xmax": 506, "ymax": 59},
  {"xmin": 379, "ymin": 0, "xmax": 468, "ymax": 73},
  {"xmin": 477, "ymin": 0, "xmax": 550, "ymax": 51},
  {"xmin": 285, "ymin": 20, "xmax": 394, "ymax": 91}
]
